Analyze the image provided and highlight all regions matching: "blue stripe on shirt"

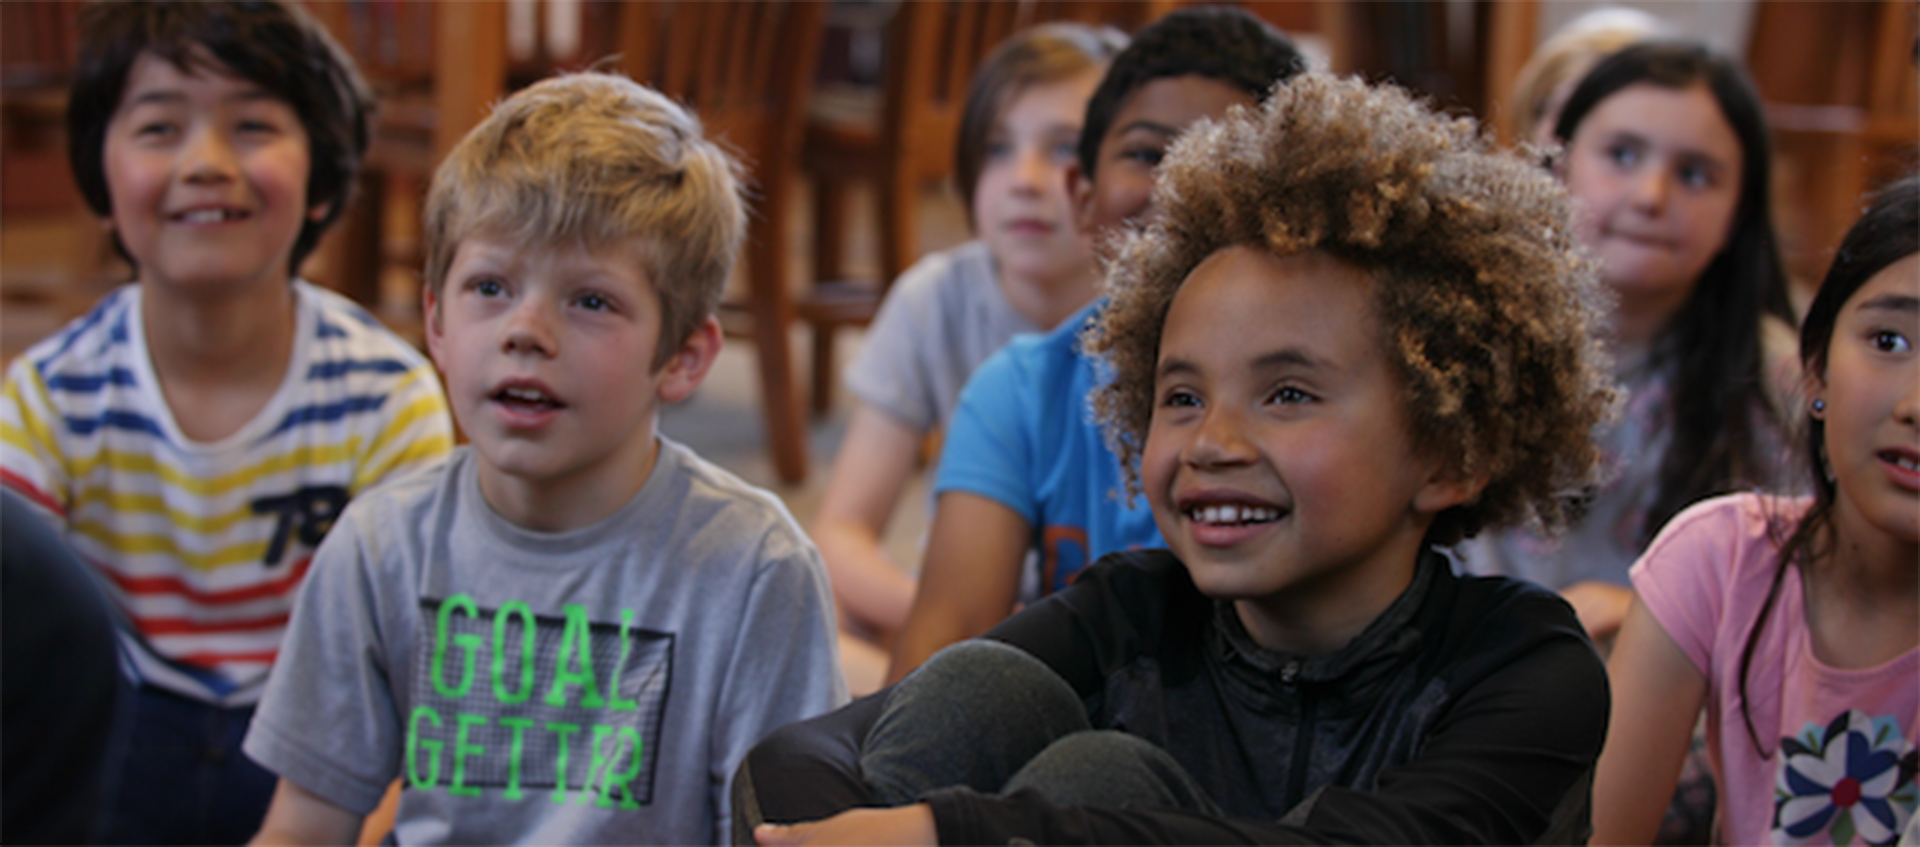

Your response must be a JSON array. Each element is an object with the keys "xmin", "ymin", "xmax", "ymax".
[
  {"xmin": 263, "ymin": 394, "xmax": 388, "ymax": 438},
  {"xmin": 64, "ymin": 409, "xmax": 168, "ymax": 440},
  {"xmin": 306, "ymin": 359, "xmax": 412, "ymax": 380},
  {"xmin": 45, "ymin": 368, "xmax": 141, "ymax": 393}
]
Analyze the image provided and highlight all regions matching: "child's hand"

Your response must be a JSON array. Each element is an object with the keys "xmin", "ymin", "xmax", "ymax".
[{"xmin": 754, "ymin": 805, "xmax": 936, "ymax": 846}]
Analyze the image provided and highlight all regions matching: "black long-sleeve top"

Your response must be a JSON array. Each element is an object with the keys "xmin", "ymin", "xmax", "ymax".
[{"xmin": 922, "ymin": 549, "xmax": 1609, "ymax": 845}]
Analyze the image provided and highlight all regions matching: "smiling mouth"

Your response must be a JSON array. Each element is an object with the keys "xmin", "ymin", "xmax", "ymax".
[
  {"xmin": 1184, "ymin": 503, "xmax": 1284, "ymax": 526},
  {"xmin": 492, "ymin": 385, "xmax": 564, "ymax": 411},
  {"xmin": 1883, "ymin": 451, "xmax": 1920, "ymax": 473},
  {"xmin": 172, "ymin": 208, "xmax": 251, "ymax": 224}
]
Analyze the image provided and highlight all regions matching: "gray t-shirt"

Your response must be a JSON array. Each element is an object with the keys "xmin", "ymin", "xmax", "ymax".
[
  {"xmin": 244, "ymin": 440, "xmax": 847, "ymax": 844},
  {"xmin": 844, "ymin": 240, "xmax": 1039, "ymax": 434}
]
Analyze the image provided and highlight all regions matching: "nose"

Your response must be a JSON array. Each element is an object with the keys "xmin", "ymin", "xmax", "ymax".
[
  {"xmin": 501, "ymin": 295, "xmax": 558, "ymax": 358},
  {"xmin": 180, "ymin": 125, "xmax": 238, "ymax": 185},
  {"xmin": 1896, "ymin": 371, "xmax": 1919, "ymax": 429},
  {"xmin": 1011, "ymin": 146, "xmax": 1049, "ymax": 195},
  {"xmin": 1629, "ymin": 166, "xmax": 1670, "ymax": 214},
  {"xmin": 1184, "ymin": 404, "xmax": 1256, "ymax": 469}
]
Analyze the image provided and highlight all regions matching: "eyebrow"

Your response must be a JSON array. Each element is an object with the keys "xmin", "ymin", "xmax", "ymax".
[
  {"xmin": 123, "ymin": 87, "xmax": 281, "ymax": 109},
  {"xmin": 1852, "ymin": 293, "xmax": 1920, "ymax": 315},
  {"xmin": 1156, "ymin": 347, "xmax": 1328, "ymax": 380},
  {"xmin": 1113, "ymin": 120, "xmax": 1179, "ymax": 140}
]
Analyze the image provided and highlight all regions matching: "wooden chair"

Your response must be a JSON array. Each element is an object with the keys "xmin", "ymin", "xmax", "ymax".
[
  {"xmin": 800, "ymin": 0, "xmax": 1174, "ymax": 417},
  {"xmin": 616, "ymin": 1, "xmax": 830, "ymax": 484}
]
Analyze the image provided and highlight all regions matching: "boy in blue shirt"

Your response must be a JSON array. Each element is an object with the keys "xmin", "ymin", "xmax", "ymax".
[
  {"xmin": 889, "ymin": 6, "xmax": 1306, "ymax": 682},
  {"xmin": 244, "ymin": 73, "xmax": 846, "ymax": 844}
]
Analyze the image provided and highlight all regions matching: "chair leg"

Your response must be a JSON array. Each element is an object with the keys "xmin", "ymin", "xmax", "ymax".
[
  {"xmin": 880, "ymin": 169, "xmax": 919, "ymax": 285},
  {"xmin": 814, "ymin": 174, "xmax": 853, "ymax": 284},
  {"xmin": 747, "ymin": 220, "xmax": 809, "ymax": 485},
  {"xmin": 811, "ymin": 322, "xmax": 837, "ymax": 417}
]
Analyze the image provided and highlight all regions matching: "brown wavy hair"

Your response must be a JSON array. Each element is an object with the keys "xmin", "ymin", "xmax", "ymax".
[{"xmin": 1085, "ymin": 72, "xmax": 1619, "ymax": 546}]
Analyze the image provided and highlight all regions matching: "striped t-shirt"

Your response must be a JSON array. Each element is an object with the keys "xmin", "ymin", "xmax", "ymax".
[{"xmin": 1, "ymin": 281, "xmax": 453, "ymax": 706}]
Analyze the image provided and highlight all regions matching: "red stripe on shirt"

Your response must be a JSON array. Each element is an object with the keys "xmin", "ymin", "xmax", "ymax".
[
  {"xmin": 173, "ymin": 649, "xmax": 279, "ymax": 668},
  {"xmin": 99, "ymin": 556, "xmax": 313, "ymax": 605},
  {"xmin": 1, "ymin": 468, "xmax": 64, "ymax": 517},
  {"xmin": 136, "ymin": 611, "xmax": 292, "ymax": 636}
]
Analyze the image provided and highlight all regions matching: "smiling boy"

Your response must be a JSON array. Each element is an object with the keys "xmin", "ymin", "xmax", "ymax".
[
  {"xmin": 0, "ymin": 3, "xmax": 452, "ymax": 840},
  {"xmin": 243, "ymin": 73, "xmax": 845, "ymax": 844},
  {"xmin": 888, "ymin": 6, "xmax": 1307, "ymax": 683},
  {"xmin": 741, "ymin": 72, "xmax": 1620, "ymax": 845}
]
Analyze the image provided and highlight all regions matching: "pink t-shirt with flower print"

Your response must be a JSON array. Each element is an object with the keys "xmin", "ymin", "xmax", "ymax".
[{"xmin": 1632, "ymin": 493, "xmax": 1919, "ymax": 846}]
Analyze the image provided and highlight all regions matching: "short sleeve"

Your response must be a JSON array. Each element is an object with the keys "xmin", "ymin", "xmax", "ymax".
[
  {"xmin": 933, "ymin": 345, "xmax": 1038, "ymax": 523},
  {"xmin": 711, "ymin": 535, "xmax": 849, "ymax": 842},
  {"xmin": 842, "ymin": 252, "xmax": 955, "ymax": 433},
  {"xmin": 243, "ymin": 503, "xmax": 403, "ymax": 815},
  {"xmin": 0, "ymin": 356, "xmax": 69, "ymax": 518},
  {"xmin": 1628, "ymin": 495, "xmax": 1747, "ymax": 677},
  {"xmin": 351, "ymin": 366, "xmax": 454, "ymax": 493}
]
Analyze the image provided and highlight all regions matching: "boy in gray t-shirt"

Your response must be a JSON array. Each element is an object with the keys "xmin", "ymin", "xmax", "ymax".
[{"xmin": 244, "ymin": 73, "xmax": 847, "ymax": 845}]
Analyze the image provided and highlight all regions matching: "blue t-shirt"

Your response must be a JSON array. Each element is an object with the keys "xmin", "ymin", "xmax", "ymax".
[{"xmin": 934, "ymin": 299, "xmax": 1162, "ymax": 594}]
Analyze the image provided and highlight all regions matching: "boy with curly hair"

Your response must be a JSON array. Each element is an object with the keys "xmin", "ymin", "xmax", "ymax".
[
  {"xmin": 740, "ymin": 72, "xmax": 1618, "ymax": 845},
  {"xmin": 244, "ymin": 72, "xmax": 845, "ymax": 844}
]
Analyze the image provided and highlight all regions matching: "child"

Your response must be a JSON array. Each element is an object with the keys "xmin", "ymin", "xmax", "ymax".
[
  {"xmin": 738, "ymin": 71, "xmax": 1619, "ymax": 845},
  {"xmin": 241, "ymin": 73, "xmax": 847, "ymax": 844},
  {"xmin": 0, "ymin": 2, "xmax": 452, "ymax": 840},
  {"xmin": 1460, "ymin": 40, "xmax": 1800, "ymax": 645},
  {"xmin": 887, "ymin": 6, "xmax": 1306, "ymax": 684},
  {"xmin": 1594, "ymin": 176, "xmax": 1918, "ymax": 846},
  {"xmin": 815, "ymin": 23, "xmax": 1125, "ymax": 695}
]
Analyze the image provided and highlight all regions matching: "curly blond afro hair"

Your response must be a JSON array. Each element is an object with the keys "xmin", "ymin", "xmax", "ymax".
[{"xmin": 1084, "ymin": 72, "xmax": 1618, "ymax": 545}]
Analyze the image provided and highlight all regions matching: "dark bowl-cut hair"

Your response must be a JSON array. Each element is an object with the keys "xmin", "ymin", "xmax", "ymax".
[
  {"xmin": 1076, "ymin": 5, "xmax": 1305, "ymax": 180},
  {"xmin": 953, "ymin": 22, "xmax": 1127, "ymax": 224},
  {"xmin": 67, "ymin": 0, "xmax": 374, "ymax": 276},
  {"xmin": 1553, "ymin": 39, "xmax": 1797, "ymax": 546}
]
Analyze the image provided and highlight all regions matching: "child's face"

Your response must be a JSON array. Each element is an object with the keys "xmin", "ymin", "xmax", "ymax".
[
  {"xmin": 1072, "ymin": 75, "xmax": 1255, "ymax": 238},
  {"xmin": 1563, "ymin": 83, "xmax": 1742, "ymax": 316},
  {"xmin": 103, "ymin": 50, "xmax": 316, "ymax": 295},
  {"xmin": 1814, "ymin": 252, "xmax": 1920, "ymax": 546},
  {"xmin": 1141, "ymin": 247, "xmax": 1465, "ymax": 649},
  {"xmin": 973, "ymin": 68, "xmax": 1103, "ymax": 286},
  {"xmin": 425, "ymin": 236, "xmax": 709, "ymax": 505}
]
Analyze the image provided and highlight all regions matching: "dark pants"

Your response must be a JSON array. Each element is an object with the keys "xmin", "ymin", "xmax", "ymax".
[
  {"xmin": 102, "ymin": 686, "xmax": 278, "ymax": 845},
  {"xmin": 732, "ymin": 640, "xmax": 1217, "ymax": 843}
]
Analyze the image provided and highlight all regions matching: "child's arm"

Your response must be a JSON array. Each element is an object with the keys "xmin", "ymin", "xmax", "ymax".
[
  {"xmin": 812, "ymin": 404, "xmax": 923, "ymax": 638},
  {"xmin": 1591, "ymin": 597, "xmax": 1708, "ymax": 845},
  {"xmin": 885, "ymin": 491, "xmax": 1030, "ymax": 684},
  {"xmin": 1560, "ymin": 580, "xmax": 1636, "ymax": 643},
  {"xmin": 250, "ymin": 779, "xmax": 365, "ymax": 846}
]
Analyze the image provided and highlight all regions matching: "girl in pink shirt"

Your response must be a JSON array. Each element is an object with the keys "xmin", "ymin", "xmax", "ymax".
[{"xmin": 1595, "ymin": 175, "xmax": 1920, "ymax": 846}]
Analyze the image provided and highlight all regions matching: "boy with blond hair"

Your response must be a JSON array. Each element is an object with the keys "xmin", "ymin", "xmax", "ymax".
[{"xmin": 245, "ymin": 72, "xmax": 846, "ymax": 844}]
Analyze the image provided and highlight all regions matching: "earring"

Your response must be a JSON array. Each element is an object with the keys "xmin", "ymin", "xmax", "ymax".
[{"xmin": 1811, "ymin": 399, "xmax": 1826, "ymax": 415}]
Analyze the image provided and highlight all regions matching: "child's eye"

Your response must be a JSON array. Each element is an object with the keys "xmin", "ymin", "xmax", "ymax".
[
  {"xmin": 983, "ymin": 139, "xmax": 1013, "ymax": 161},
  {"xmin": 1050, "ymin": 140, "xmax": 1078, "ymax": 163},
  {"xmin": 1870, "ymin": 330, "xmax": 1912, "ymax": 354},
  {"xmin": 1676, "ymin": 162, "xmax": 1714, "ymax": 189},
  {"xmin": 575, "ymin": 292, "xmax": 612, "ymax": 312},
  {"xmin": 135, "ymin": 121, "xmax": 178, "ymax": 139},
  {"xmin": 470, "ymin": 278, "xmax": 505, "ymax": 297},
  {"xmin": 1606, "ymin": 143, "xmax": 1641, "ymax": 168},
  {"xmin": 1122, "ymin": 145, "xmax": 1164, "ymax": 167},
  {"xmin": 1266, "ymin": 385, "xmax": 1315, "ymax": 405},
  {"xmin": 1158, "ymin": 387, "xmax": 1201, "ymax": 408},
  {"xmin": 236, "ymin": 119, "xmax": 280, "ymax": 134}
]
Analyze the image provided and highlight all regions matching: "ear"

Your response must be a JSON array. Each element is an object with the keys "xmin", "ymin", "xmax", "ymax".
[
  {"xmin": 654, "ymin": 316, "xmax": 722, "ymax": 404},
  {"xmin": 307, "ymin": 200, "xmax": 334, "ymax": 223},
  {"xmin": 421, "ymin": 284, "xmax": 447, "ymax": 372},
  {"xmin": 1804, "ymin": 369, "xmax": 1829, "ymax": 420},
  {"xmin": 1067, "ymin": 161, "xmax": 1095, "ymax": 236},
  {"xmin": 1412, "ymin": 463, "xmax": 1489, "ymax": 516}
]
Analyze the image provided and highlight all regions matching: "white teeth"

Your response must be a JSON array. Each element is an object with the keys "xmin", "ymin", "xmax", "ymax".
[
  {"xmin": 1187, "ymin": 504, "xmax": 1281, "ymax": 525},
  {"xmin": 178, "ymin": 209, "xmax": 239, "ymax": 223},
  {"xmin": 501, "ymin": 387, "xmax": 551, "ymax": 402},
  {"xmin": 1895, "ymin": 456, "xmax": 1920, "ymax": 472}
]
